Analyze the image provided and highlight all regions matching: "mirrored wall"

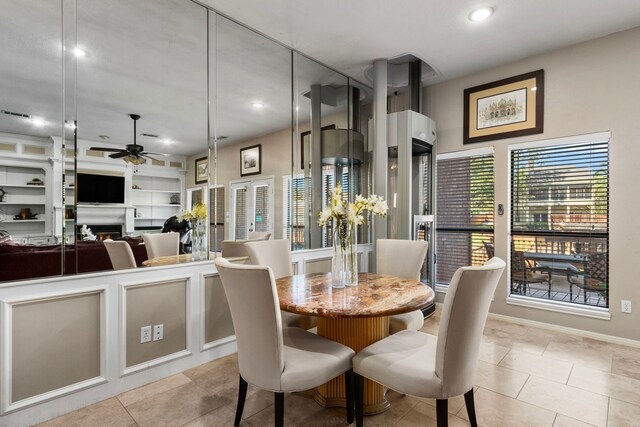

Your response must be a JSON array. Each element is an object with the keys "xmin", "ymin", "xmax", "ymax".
[{"xmin": 0, "ymin": 0, "xmax": 371, "ymax": 283}]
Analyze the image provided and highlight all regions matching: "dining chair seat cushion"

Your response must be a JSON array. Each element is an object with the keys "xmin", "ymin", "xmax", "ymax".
[
  {"xmin": 279, "ymin": 327, "xmax": 354, "ymax": 392},
  {"xmin": 353, "ymin": 329, "xmax": 439, "ymax": 398},
  {"xmin": 389, "ymin": 310, "xmax": 425, "ymax": 335}
]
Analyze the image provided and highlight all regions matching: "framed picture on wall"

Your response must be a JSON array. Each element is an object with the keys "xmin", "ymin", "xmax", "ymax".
[
  {"xmin": 240, "ymin": 144, "xmax": 261, "ymax": 176},
  {"xmin": 195, "ymin": 157, "xmax": 208, "ymax": 184},
  {"xmin": 463, "ymin": 69, "xmax": 544, "ymax": 144}
]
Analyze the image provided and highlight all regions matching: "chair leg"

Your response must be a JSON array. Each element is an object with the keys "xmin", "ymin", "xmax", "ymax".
[
  {"xmin": 344, "ymin": 369, "xmax": 354, "ymax": 424},
  {"xmin": 274, "ymin": 392, "xmax": 284, "ymax": 427},
  {"xmin": 354, "ymin": 373, "xmax": 364, "ymax": 427},
  {"xmin": 464, "ymin": 389, "xmax": 478, "ymax": 427},
  {"xmin": 436, "ymin": 399, "xmax": 448, "ymax": 427},
  {"xmin": 234, "ymin": 376, "xmax": 248, "ymax": 426}
]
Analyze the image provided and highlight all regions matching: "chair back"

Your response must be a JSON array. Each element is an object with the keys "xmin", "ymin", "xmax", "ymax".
[
  {"xmin": 376, "ymin": 239, "xmax": 428, "ymax": 280},
  {"xmin": 588, "ymin": 252, "xmax": 608, "ymax": 283},
  {"xmin": 214, "ymin": 257, "xmax": 284, "ymax": 391},
  {"xmin": 435, "ymin": 257, "xmax": 505, "ymax": 397},
  {"xmin": 247, "ymin": 231, "xmax": 271, "ymax": 241},
  {"xmin": 103, "ymin": 239, "xmax": 137, "ymax": 270},
  {"xmin": 245, "ymin": 239, "xmax": 292, "ymax": 280},
  {"xmin": 221, "ymin": 240, "xmax": 248, "ymax": 258},
  {"xmin": 142, "ymin": 232, "xmax": 180, "ymax": 259}
]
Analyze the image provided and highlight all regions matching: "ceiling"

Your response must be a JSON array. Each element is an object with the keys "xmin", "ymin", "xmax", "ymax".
[
  {"xmin": 2, "ymin": 0, "xmax": 639, "ymax": 157},
  {"xmin": 201, "ymin": 0, "xmax": 640, "ymax": 84}
]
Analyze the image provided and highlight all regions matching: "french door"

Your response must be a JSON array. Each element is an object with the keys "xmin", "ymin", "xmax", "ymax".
[{"xmin": 229, "ymin": 178, "xmax": 274, "ymax": 240}]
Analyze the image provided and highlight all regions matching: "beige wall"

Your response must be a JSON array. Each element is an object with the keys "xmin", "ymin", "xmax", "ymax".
[
  {"xmin": 12, "ymin": 292, "xmax": 101, "ymax": 402},
  {"xmin": 126, "ymin": 280, "xmax": 187, "ymax": 367},
  {"xmin": 204, "ymin": 275, "xmax": 235, "ymax": 343},
  {"xmin": 424, "ymin": 26, "xmax": 640, "ymax": 340}
]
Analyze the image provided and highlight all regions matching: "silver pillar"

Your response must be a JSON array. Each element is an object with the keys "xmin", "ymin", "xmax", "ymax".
[
  {"xmin": 309, "ymin": 84, "xmax": 323, "ymax": 248},
  {"xmin": 372, "ymin": 59, "xmax": 388, "ymax": 248}
]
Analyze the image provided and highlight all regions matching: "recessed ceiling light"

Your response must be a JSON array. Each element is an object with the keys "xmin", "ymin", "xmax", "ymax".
[
  {"xmin": 161, "ymin": 139, "xmax": 173, "ymax": 144},
  {"xmin": 30, "ymin": 117, "xmax": 46, "ymax": 127},
  {"xmin": 468, "ymin": 7, "xmax": 493, "ymax": 22},
  {"xmin": 99, "ymin": 135, "xmax": 110, "ymax": 140},
  {"xmin": 74, "ymin": 47, "xmax": 87, "ymax": 57},
  {"xmin": 252, "ymin": 102, "xmax": 264, "ymax": 109}
]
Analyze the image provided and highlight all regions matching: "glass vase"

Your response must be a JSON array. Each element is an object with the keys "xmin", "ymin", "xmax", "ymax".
[
  {"xmin": 331, "ymin": 219, "xmax": 358, "ymax": 288},
  {"xmin": 191, "ymin": 218, "xmax": 207, "ymax": 260}
]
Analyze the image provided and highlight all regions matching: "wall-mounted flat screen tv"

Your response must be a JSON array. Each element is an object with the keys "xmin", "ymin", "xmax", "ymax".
[{"xmin": 77, "ymin": 173, "xmax": 125, "ymax": 204}]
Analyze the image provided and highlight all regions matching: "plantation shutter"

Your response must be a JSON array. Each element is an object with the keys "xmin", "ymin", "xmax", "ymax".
[
  {"xmin": 436, "ymin": 153, "xmax": 494, "ymax": 284},
  {"xmin": 234, "ymin": 187, "xmax": 247, "ymax": 240}
]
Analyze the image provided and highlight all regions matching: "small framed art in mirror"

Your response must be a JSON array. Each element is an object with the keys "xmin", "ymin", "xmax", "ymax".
[{"xmin": 240, "ymin": 144, "xmax": 261, "ymax": 177}]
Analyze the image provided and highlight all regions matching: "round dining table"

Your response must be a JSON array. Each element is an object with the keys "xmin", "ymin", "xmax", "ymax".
[{"xmin": 275, "ymin": 272, "xmax": 435, "ymax": 415}]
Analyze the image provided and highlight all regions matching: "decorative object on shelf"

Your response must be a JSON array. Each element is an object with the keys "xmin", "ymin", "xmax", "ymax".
[
  {"xmin": 0, "ymin": 187, "xmax": 5, "ymax": 202},
  {"xmin": 170, "ymin": 193, "xmax": 180, "ymax": 204},
  {"xmin": 26, "ymin": 178, "xmax": 44, "ymax": 186},
  {"xmin": 132, "ymin": 184, "xmax": 140, "ymax": 189},
  {"xmin": 318, "ymin": 185, "xmax": 388, "ymax": 288},
  {"xmin": 463, "ymin": 69, "xmax": 544, "ymax": 144},
  {"xmin": 15, "ymin": 208, "xmax": 38, "ymax": 220},
  {"xmin": 80, "ymin": 224, "xmax": 97, "ymax": 241},
  {"xmin": 195, "ymin": 156, "xmax": 208, "ymax": 184},
  {"xmin": 240, "ymin": 144, "xmax": 261, "ymax": 177},
  {"xmin": 179, "ymin": 202, "xmax": 208, "ymax": 260},
  {"xmin": 65, "ymin": 208, "xmax": 74, "ymax": 219}
]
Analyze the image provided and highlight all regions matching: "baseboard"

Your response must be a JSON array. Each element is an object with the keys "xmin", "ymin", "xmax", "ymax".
[{"xmin": 487, "ymin": 311, "xmax": 640, "ymax": 348}]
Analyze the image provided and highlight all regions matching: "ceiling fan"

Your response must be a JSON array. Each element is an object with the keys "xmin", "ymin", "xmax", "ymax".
[{"xmin": 90, "ymin": 114, "xmax": 168, "ymax": 165}]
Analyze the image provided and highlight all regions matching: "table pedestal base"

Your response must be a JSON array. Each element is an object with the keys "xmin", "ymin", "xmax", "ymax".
[{"xmin": 315, "ymin": 316, "xmax": 390, "ymax": 415}]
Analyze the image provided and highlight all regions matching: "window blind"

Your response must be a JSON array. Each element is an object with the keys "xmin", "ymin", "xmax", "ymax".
[
  {"xmin": 234, "ymin": 187, "xmax": 247, "ymax": 240},
  {"xmin": 510, "ymin": 140, "xmax": 609, "ymax": 307},
  {"xmin": 253, "ymin": 185, "xmax": 269, "ymax": 233},
  {"xmin": 436, "ymin": 153, "xmax": 494, "ymax": 284},
  {"xmin": 210, "ymin": 187, "xmax": 224, "ymax": 252}
]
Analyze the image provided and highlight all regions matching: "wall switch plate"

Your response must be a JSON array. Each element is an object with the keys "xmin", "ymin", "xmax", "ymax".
[
  {"xmin": 140, "ymin": 325, "xmax": 151, "ymax": 343},
  {"xmin": 153, "ymin": 324, "xmax": 164, "ymax": 341},
  {"xmin": 621, "ymin": 300, "xmax": 632, "ymax": 314}
]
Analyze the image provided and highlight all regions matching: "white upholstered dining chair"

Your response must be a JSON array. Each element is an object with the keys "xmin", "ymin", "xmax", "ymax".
[
  {"xmin": 376, "ymin": 239, "xmax": 429, "ymax": 334},
  {"xmin": 103, "ymin": 239, "xmax": 137, "ymax": 270},
  {"xmin": 214, "ymin": 257, "xmax": 355, "ymax": 427},
  {"xmin": 244, "ymin": 239, "xmax": 317, "ymax": 329},
  {"xmin": 247, "ymin": 231, "xmax": 271, "ymax": 240},
  {"xmin": 353, "ymin": 257, "xmax": 506, "ymax": 427},
  {"xmin": 142, "ymin": 232, "xmax": 179, "ymax": 259}
]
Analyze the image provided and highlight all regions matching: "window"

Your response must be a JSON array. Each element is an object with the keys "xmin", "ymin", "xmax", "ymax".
[
  {"xmin": 510, "ymin": 138, "xmax": 609, "ymax": 308},
  {"xmin": 436, "ymin": 150, "xmax": 494, "ymax": 285},
  {"xmin": 283, "ymin": 175, "xmax": 305, "ymax": 249}
]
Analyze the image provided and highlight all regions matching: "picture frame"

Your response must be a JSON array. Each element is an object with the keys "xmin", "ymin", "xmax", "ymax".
[
  {"xmin": 463, "ymin": 69, "xmax": 544, "ymax": 144},
  {"xmin": 240, "ymin": 144, "xmax": 261, "ymax": 177},
  {"xmin": 195, "ymin": 157, "xmax": 208, "ymax": 184}
]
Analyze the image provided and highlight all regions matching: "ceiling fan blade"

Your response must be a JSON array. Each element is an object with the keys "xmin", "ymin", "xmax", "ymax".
[
  {"xmin": 90, "ymin": 146, "xmax": 123, "ymax": 152},
  {"xmin": 142, "ymin": 152, "xmax": 172, "ymax": 157},
  {"xmin": 109, "ymin": 151, "xmax": 129, "ymax": 159}
]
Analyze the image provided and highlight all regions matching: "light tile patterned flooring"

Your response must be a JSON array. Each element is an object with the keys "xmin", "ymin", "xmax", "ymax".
[{"xmin": 40, "ymin": 308, "xmax": 640, "ymax": 427}]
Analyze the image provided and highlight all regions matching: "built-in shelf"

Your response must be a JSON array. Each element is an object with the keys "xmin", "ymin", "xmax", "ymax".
[
  {"xmin": 0, "ymin": 184, "xmax": 46, "ymax": 189},
  {"xmin": 132, "ymin": 189, "xmax": 179, "ymax": 194},
  {"xmin": 8, "ymin": 219, "xmax": 46, "ymax": 223},
  {"xmin": 135, "ymin": 204, "xmax": 180, "ymax": 207},
  {"xmin": 0, "ymin": 202, "xmax": 46, "ymax": 205}
]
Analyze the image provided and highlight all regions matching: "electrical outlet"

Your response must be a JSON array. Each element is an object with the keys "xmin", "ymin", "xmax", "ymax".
[
  {"xmin": 621, "ymin": 300, "xmax": 632, "ymax": 314},
  {"xmin": 140, "ymin": 325, "xmax": 151, "ymax": 343},
  {"xmin": 153, "ymin": 324, "xmax": 164, "ymax": 341}
]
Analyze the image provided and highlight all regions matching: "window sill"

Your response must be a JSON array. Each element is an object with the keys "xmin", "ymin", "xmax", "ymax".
[{"xmin": 506, "ymin": 295, "xmax": 611, "ymax": 320}]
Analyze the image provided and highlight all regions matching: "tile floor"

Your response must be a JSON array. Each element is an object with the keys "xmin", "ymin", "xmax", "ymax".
[{"xmin": 40, "ymin": 308, "xmax": 640, "ymax": 427}]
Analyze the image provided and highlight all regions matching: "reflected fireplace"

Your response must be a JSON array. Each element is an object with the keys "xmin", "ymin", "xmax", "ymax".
[{"xmin": 76, "ymin": 224, "xmax": 123, "ymax": 241}]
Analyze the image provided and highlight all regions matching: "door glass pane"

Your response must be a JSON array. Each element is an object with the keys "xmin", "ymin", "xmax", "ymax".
[
  {"xmin": 234, "ymin": 187, "xmax": 247, "ymax": 240},
  {"xmin": 253, "ymin": 185, "xmax": 269, "ymax": 233}
]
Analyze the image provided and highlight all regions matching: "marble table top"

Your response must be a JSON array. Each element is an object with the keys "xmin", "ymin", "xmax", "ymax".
[{"xmin": 275, "ymin": 273, "xmax": 434, "ymax": 318}]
